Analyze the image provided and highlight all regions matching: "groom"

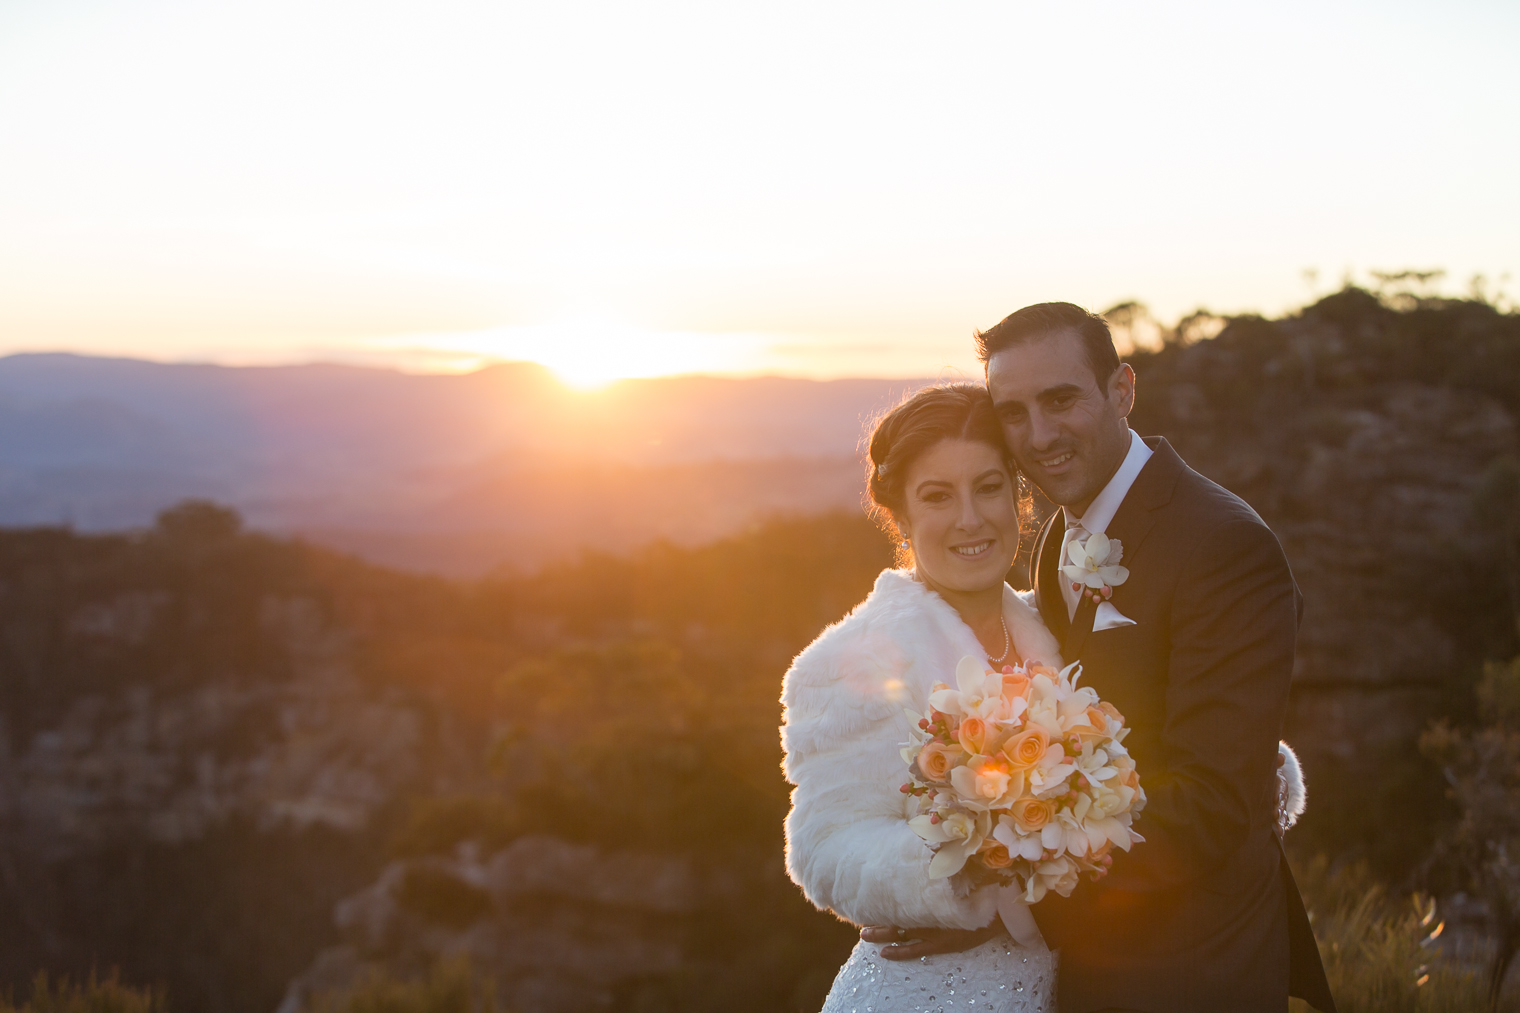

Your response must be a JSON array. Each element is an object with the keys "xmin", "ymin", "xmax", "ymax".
[{"xmin": 865, "ymin": 303, "xmax": 1335, "ymax": 1012}]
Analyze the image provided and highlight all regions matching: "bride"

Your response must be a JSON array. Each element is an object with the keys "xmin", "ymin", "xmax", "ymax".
[
  {"xmin": 781, "ymin": 383, "xmax": 1304, "ymax": 1013},
  {"xmin": 782, "ymin": 383, "xmax": 1062, "ymax": 1012}
]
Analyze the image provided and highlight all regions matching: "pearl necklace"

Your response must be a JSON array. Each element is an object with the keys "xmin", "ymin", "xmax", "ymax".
[{"xmin": 987, "ymin": 613, "xmax": 1011, "ymax": 666}]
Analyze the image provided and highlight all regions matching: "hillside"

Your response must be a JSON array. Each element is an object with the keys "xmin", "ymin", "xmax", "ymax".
[
  {"xmin": 0, "ymin": 505, "xmax": 889, "ymax": 1013},
  {"xmin": 0, "ymin": 356, "xmax": 929, "ymax": 574}
]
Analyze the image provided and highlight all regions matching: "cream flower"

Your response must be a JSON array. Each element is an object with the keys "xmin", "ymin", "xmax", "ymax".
[
  {"xmin": 1072, "ymin": 742, "xmax": 1119, "ymax": 790},
  {"xmin": 909, "ymin": 809, "xmax": 993, "ymax": 878},
  {"xmin": 1023, "ymin": 856, "xmax": 1082, "ymax": 903},
  {"xmin": 1060, "ymin": 532, "xmax": 1130, "ymax": 591},
  {"xmin": 949, "ymin": 756, "xmax": 1023, "ymax": 810},
  {"xmin": 993, "ymin": 814, "xmax": 1049, "ymax": 862},
  {"xmin": 1025, "ymin": 741, "xmax": 1076, "ymax": 796},
  {"xmin": 928, "ymin": 656, "xmax": 1007, "ymax": 719}
]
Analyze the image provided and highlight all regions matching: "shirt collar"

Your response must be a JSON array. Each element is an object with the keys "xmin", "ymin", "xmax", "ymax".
[{"xmin": 1067, "ymin": 429, "xmax": 1153, "ymax": 535}]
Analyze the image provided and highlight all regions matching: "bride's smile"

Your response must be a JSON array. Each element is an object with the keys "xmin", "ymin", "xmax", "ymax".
[{"xmin": 894, "ymin": 438, "xmax": 1021, "ymax": 603}]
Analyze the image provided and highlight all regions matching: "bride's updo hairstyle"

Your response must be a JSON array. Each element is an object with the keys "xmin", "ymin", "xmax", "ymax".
[{"xmin": 866, "ymin": 383, "xmax": 1022, "ymax": 565}]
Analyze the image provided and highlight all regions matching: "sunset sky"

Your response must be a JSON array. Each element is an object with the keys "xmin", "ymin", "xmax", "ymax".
[{"xmin": 0, "ymin": 0, "xmax": 1515, "ymax": 385}]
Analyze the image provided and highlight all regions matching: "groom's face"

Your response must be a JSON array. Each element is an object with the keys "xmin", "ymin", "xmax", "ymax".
[{"xmin": 985, "ymin": 329, "xmax": 1134, "ymax": 514}]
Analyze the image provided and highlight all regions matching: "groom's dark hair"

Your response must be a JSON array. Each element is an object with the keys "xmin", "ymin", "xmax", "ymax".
[{"xmin": 974, "ymin": 302, "xmax": 1120, "ymax": 384}]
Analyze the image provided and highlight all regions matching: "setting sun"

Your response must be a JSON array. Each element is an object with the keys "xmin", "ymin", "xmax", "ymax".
[{"xmin": 396, "ymin": 312, "xmax": 768, "ymax": 388}]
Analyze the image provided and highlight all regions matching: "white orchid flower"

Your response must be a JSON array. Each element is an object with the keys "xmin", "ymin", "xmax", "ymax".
[
  {"xmin": 1073, "ymin": 743, "xmax": 1118, "ymax": 787},
  {"xmin": 928, "ymin": 656, "xmax": 1007, "ymax": 719},
  {"xmin": 1031, "ymin": 671, "xmax": 1058, "ymax": 701},
  {"xmin": 899, "ymin": 709, "xmax": 934, "ymax": 765},
  {"xmin": 1023, "ymin": 856, "xmax": 1081, "ymax": 904},
  {"xmin": 909, "ymin": 809, "xmax": 992, "ymax": 878},
  {"xmin": 1060, "ymin": 532, "xmax": 1130, "ymax": 590},
  {"xmin": 1038, "ymin": 796, "xmax": 1098, "ymax": 858},
  {"xmin": 1085, "ymin": 814, "xmax": 1142, "ymax": 852},
  {"xmin": 1026, "ymin": 679, "xmax": 1063, "ymax": 737},
  {"xmin": 1090, "ymin": 780, "xmax": 1137, "ymax": 818},
  {"xmin": 993, "ymin": 815, "xmax": 1049, "ymax": 862},
  {"xmin": 992, "ymin": 693, "xmax": 1030, "ymax": 725},
  {"xmin": 1057, "ymin": 687, "xmax": 1101, "ymax": 732},
  {"xmin": 1026, "ymin": 743, "xmax": 1075, "ymax": 796}
]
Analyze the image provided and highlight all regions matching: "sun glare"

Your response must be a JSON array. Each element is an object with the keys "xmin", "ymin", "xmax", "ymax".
[{"xmin": 393, "ymin": 313, "xmax": 766, "ymax": 389}]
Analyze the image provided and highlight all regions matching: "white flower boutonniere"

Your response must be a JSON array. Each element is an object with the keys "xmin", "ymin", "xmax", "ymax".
[{"xmin": 1061, "ymin": 532, "xmax": 1130, "ymax": 606}]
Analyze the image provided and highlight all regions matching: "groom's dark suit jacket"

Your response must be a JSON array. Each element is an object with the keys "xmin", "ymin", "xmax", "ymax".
[{"xmin": 1027, "ymin": 437, "xmax": 1335, "ymax": 1013}]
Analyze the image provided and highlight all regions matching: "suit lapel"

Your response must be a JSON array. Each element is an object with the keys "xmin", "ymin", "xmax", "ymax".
[
  {"xmin": 1032, "ymin": 511, "xmax": 1070, "ymax": 642},
  {"xmin": 1062, "ymin": 437, "xmax": 1183, "ymax": 660}
]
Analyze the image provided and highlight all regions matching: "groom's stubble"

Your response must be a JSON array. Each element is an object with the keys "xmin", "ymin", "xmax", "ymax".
[{"xmin": 984, "ymin": 327, "xmax": 1135, "ymax": 516}]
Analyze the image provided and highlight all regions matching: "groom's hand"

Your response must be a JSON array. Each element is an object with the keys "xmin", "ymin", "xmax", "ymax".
[{"xmin": 859, "ymin": 922, "xmax": 1001, "ymax": 960}]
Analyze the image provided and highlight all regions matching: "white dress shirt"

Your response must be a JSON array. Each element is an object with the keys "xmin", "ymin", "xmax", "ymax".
[{"xmin": 1059, "ymin": 429, "xmax": 1153, "ymax": 620}]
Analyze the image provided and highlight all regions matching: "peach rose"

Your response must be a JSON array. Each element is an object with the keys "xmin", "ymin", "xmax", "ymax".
[
  {"xmin": 1010, "ymin": 797, "xmax": 1054, "ymax": 833},
  {"xmin": 917, "ymin": 742, "xmax": 958, "ymax": 782},
  {"xmin": 958, "ymin": 715, "xmax": 989, "ymax": 754},
  {"xmin": 978, "ymin": 841, "xmax": 1014, "ymax": 869},
  {"xmin": 1119, "ymin": 766, "xmax": 1141, "ymax": 791},
  {"xmin": 1098, "ymin": 701, "xmax": 1125, "ymax": 727},
  {"xmin": 1079, "ymin": 705, "xmax": 1110, "ymax": 737},
  {"xmin": 1002, "ymin": 727, "xmax": 1050, "ymax": 770},
  {"xmin": 1001, "ymin": 673, "xmax": 1032, "ymax": 701}
]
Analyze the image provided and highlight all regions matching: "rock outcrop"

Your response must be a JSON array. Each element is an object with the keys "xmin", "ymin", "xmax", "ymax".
[{"xmin": 278, "ymin": 836, "xmax": 734, "ymax": 1013}]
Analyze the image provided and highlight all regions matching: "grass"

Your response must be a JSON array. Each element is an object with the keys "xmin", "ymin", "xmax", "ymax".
[
  {"xmin": 1290, "ymin": 856, "xmax": 1488, "ymax": 1013},
  {"xmin": 0, "ymin": 974, "xmax": 165, "ymax": 1013},
  {"xmin": 310, "ymin": 959, "xmax": 498, "ymax": 1013}
]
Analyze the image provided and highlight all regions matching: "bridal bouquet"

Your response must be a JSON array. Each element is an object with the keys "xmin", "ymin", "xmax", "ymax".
[{"xmin": 900, "ymin": 657, "xmax": 1146, "ymax": 903}]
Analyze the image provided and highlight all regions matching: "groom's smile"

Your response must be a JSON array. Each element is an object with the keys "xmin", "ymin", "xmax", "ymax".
[{"xmin": 985, "ymin": 328, "xmax": 1135, "ymax": 514}]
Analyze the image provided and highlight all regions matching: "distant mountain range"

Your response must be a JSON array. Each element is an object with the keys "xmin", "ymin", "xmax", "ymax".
[{"xmin": 0, "ymin": 353, "xmax": 930, "ymax": 574}]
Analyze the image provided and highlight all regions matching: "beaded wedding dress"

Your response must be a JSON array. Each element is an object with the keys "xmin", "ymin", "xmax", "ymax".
[{"xmin": 819, "ymin": 934, "xmax": 1056, "ymax": 1013}]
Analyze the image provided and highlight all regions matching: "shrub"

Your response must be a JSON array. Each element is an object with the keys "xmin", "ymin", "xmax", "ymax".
[
  {"xmin": 1290, "ymin": 856, "xmax": 1483, "ymax": 1013},
  {"xmin": 3, "ymin": 973, "xmax": 165, "ymax": 1013},
  {"xmin": 310, "ymin": 959, "xmax": 496, "ymax": 1013}
]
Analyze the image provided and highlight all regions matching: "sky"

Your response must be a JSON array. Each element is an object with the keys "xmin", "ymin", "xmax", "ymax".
[{"xmin": 0, "ymin": 0, "xmax": 1515, "ymax": 386}]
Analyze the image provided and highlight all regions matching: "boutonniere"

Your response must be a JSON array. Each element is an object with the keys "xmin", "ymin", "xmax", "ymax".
[{"xmin": 1061, "ymin": 532, "xmax": 1130, "ymax": 606}]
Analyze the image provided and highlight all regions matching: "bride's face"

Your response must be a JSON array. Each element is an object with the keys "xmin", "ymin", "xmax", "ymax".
[{"xmin": 895, "ymin": 438, "xmax": 1020, "ymax": 595}]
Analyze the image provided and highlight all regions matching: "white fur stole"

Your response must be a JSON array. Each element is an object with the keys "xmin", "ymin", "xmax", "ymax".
[{"xmin": 779, "ymin": 569, "xmax": 1062, "ymax": 929}]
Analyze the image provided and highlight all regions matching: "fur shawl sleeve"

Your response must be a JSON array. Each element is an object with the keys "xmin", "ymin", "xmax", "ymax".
[{"xmin": 780, "ymin": 569, "xmax": 1062, "ymax": 929}]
